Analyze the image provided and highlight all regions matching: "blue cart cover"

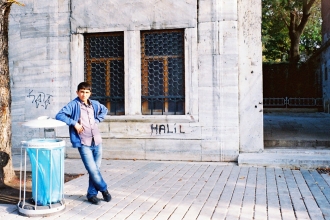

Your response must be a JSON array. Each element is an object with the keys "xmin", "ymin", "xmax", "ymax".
[{"xmin": 25, "ymin": 139, "xmax": 64, "ymax": 206}]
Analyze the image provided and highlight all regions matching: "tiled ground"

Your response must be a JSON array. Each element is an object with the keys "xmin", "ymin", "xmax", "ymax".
[
  {"xmin": 264, "ymin": 112, "xmax": 330, "ymax": 142},
  {"xmin": 1, "ymin": 160, "xmax": 330, "ymax": 220}
]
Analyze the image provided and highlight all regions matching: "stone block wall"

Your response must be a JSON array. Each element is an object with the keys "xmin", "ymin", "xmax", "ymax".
[
  {"xmin": 9, "ymin": 0, "xmax": 71, "ymax": 150},
  {"xmin": 238, "ymin": 0, "xmax": 263, "ymax": 152},
  {"xmin": 9, "ymin": 0, "xmax": 263, "ymax": 161}
]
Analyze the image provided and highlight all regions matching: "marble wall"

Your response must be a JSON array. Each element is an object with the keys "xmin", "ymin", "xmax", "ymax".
[
  {"xmin": 238, "ymin": 0, "xmax": 263, "ymax": 152},
  {"xmin": 9, "ymin": 0, "xmax": 71, "ymax": 150},
  {"xmin": 9, "ymin": 0, "xmax": 262, "ymax": 161}
]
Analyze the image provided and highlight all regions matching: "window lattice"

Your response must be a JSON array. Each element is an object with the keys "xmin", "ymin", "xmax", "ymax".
[
  {"xmin": 141, "ymin": 29, "xmax": 185, "ymax": 115},
  {"xmin": 84, "ymin": 33, "xmax": 125, "ymax": 115}
]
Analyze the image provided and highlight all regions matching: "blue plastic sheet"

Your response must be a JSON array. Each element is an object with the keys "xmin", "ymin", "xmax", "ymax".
[{"xmin": 26, "ymin": 140, "xmax": 64, "ymax": 206}]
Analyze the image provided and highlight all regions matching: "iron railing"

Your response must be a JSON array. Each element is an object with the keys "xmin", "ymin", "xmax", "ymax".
[{"xmin": 263, "ymin": 97, "xmax": 323, "ymax": 108}]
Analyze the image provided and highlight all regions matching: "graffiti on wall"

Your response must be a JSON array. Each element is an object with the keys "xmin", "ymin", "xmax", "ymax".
[
  {"xmin": 151, "ymin": 124, "xmax": 185, "ymax": 135},
  {"xmin": 27, "ymin": 89, "xmax": 53, "ymax": 109}
]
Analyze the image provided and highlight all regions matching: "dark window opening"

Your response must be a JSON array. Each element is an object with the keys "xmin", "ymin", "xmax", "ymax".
[
  {"xmin": 141, "ymin": 29, "xmax": 185, "ymax": 115},
  {"xmin": 84, "ymin": 32, "xmax": 125, "ymax": 115}
]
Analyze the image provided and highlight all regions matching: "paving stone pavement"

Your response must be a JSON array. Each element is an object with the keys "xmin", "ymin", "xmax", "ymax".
[
  {"xmin": 1, "ymin": 159, "xmax": 330, "ymax": 220},
  {"xmin": 264, "ymin": 112, "xmax": 330, "ymax": 143}
]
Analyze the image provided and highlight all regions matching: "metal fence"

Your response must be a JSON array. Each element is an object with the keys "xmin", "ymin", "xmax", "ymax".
[{"xmin": 263, "ymin": 97, "xmax": 323, "ymax": 108}]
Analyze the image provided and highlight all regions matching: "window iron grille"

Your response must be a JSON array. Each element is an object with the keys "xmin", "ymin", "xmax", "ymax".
[
  {"xmin": 141, "ymin": 29, "xmax": 185, "ymax": 115},
  {"xmin": 84, "ymin": 32, "xmax": 125, "ymax": 115}
]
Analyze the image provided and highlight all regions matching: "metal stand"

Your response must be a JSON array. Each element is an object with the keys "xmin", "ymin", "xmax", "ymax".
[{"xmin": 18, "ymin": 137, "xmax": 66, "ymax": 217}]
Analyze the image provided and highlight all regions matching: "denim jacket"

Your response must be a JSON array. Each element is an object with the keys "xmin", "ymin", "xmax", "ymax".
[{"xmin": 55, "ymin": 97, "xmax": 108, "ymax": 148}]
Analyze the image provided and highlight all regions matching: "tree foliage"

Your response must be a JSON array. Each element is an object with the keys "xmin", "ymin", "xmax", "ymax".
[{"xmin": 262, "ymin": 0, "xmax": 322, "ymax": 64}]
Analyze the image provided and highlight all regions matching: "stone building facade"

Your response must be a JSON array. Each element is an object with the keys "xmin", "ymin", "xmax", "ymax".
[{"xmin": 9, "ymin": 0, "xmax": 263, "ymax": 162}]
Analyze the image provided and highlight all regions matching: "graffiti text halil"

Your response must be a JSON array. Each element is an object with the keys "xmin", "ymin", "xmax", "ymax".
[{"xmin": 151, "ymin": 124, "xmax": 185, "ymax": 135}]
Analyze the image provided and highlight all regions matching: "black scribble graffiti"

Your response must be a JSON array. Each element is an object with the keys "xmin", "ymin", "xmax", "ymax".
[
  {"xmin": 27, "ymin": 89, "xmax": 53, "ymax": 109},
  {"xmin": 24, "ymin": 129, "xmax": 36, "ymax": 140}
]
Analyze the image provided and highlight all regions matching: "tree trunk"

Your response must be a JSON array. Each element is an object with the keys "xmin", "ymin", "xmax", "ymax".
[
  {"xmin": 288, "ymin": 0, "xmax": 316, "ymax": 68},
  {"xmin": 0, "ymin": 1, "xmax": 15, "ymax": 188},
  {"xmin": 289, "ymin": 28, "xmax": 301, "ymax": 68}
]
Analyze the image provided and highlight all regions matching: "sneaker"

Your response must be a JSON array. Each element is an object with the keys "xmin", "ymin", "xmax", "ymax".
[
  {"xmin": 88, "ymin": 196, "xmax": 100, "ymax": 205},
  {"xmin": 101, "ymin": 190, "xmax": 112, "ymax": 202}
]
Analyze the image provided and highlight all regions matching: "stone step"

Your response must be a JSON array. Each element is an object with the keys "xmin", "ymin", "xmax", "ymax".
[
  {"xmin": 264, "ymin": 148, "xmax": 330, "ymax": 154},
  {"xmin": 238, "ymin": 150, "xmax": 330, "ymax": 169},
  {"xmin": 264, "ymin": 139, "xmax": 330, "ymax": 147}
]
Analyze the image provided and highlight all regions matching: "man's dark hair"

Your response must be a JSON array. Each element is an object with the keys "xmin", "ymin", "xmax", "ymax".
[{"xmin": 77, "ymin": 82, "xmax": 92, "ymax": 91}]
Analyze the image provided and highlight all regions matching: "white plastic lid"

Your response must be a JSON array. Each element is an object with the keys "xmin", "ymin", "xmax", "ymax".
[
  {"xmin": 22, "ymin": 116, "xmax": 66, "ymax": 128},
  {"xmin": 21, "ymin": 138, "xmax": 65, "ymax": 148}
]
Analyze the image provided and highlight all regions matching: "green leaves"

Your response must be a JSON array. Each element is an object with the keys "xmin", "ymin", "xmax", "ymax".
[{"xmin": 262, "ymin": 0, "xmax": 321, "ymax": 63}]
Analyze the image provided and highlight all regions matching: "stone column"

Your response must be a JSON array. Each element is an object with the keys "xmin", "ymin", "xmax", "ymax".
[{"xmin": 238, "ymin": 0, "xmax": 263, "ymax": 152}]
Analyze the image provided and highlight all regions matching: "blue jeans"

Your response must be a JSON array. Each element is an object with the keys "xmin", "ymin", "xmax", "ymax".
[{"xmin": 78, "ymin": 144, "xmax": 107, "ymax": 199}]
